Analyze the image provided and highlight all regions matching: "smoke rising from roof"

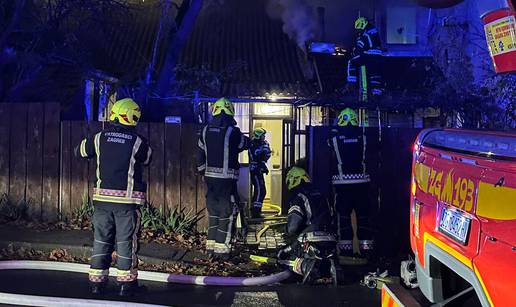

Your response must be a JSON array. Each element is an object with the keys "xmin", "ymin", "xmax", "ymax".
[{"xmin": 266, "ymin": 0, "xmax": 319, "ymax": 50}]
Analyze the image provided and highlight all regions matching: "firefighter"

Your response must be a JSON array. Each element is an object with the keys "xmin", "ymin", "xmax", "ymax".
[
  {"xmin": 248, "ymin": 127, "xmax": 272, "ymax": 219},
  {"xmin": 75, "ymin": 98, "xmax": 152, "ymax": 296},
  {"xmin": 277, "ymin": 167, "xmax": 337, "ymax": 284},
  {"xmin": 328, "ymin": 108, "xmax": 373, "ymax": 258},
  {"xmin": 197, "ymin": 97, "xmax": 250, "ymax": 260},
  {"xmin": 347, "ymin": 17, "xmax": 383, "ymax": 100}
]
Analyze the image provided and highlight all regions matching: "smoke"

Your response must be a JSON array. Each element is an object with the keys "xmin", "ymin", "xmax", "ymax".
[{"xmin": 266, "ymin": 0, "xmax": 319, "ymax": 50}]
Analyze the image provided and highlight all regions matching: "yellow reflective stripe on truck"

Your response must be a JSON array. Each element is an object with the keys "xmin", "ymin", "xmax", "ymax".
[
  {"xmin": 476, "ymin": 181, "xmax": 516, "ymax": 220},
  {"xmin": 381, "ymin": 285, "xmax": 400, "ymax": 307},
  {"xmin": 423, "ymin": 232, "xmax": 472, "ymax": 269},
  {"xmin": 474, "ymin": 265, "xmax": 494, "ymax": 307},
  {"xmin": 423, "ymin": 232, "xmax": 493, "ymax": 306}
]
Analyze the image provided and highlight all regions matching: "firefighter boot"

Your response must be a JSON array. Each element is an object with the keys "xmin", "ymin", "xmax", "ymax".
[
  {"xmin": 250, "ymin": 207, "xmax": 263, "ymax": 219},
  {"xmin": 89, "ymin": 281, "xmax": 106, "ymax": 295},
  {"xmin": 119, "ymin": 281, "xmax": 146, "ymax": 297}
]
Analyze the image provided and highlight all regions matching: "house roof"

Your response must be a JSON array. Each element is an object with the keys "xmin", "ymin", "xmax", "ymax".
[
  {"xmin": 86, "ymin": 1, "xmax": 166, "ymax": 80},
  {"xmin": 179, "ymin": 0, "xmax": 316, "ymax": 98},
  {"xmin": 87, "ymin": 0, "xmax": 435, "ymax": 108}
]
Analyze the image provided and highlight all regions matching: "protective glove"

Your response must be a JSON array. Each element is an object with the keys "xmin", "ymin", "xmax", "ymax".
[{"xmin": 277, "ymin": 245, "xmax": 292, "ymax": 260}]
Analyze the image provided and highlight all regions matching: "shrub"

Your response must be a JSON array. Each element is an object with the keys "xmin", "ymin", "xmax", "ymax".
[
  {"xmin": 0, "ymin": 193, "xmax": 31, "ymax": 221},
  {"xmin": 139, "ymin": 202, "xmax": 202, "ymax": 235}
]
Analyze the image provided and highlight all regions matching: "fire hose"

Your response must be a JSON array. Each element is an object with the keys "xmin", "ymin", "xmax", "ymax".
[
  {"xmin": 0, "ymin": 260, "xmax": 291, "ymax": 286},
  {"xmin": 0, "ymin": 260, "xmax": 292, "ymax": 306}
]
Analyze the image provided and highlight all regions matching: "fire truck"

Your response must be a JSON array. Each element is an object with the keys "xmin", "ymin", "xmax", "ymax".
[{"xmin": 382, "ymin": 129, "xmax": 516, "ymax": 307}]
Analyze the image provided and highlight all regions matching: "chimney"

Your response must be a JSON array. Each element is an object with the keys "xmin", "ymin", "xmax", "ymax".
[{"xmin": 317, "ymin": 6, "xmax": 326, "ymax": 41}]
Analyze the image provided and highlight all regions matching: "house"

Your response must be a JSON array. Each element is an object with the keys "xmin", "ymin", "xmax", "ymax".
[{"xmin": 74, "ymin": 0, "xmax": 452, "ymax": 209}]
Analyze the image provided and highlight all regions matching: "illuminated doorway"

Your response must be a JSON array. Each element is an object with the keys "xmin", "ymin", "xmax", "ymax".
[{"xmin": 251, "ymin": 103, "xmax": 294, "ymax": 210}]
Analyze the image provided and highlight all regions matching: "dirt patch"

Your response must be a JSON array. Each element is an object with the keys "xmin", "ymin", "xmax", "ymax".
[{"xmin": 0, "ymin": 245, "xmax": 279, "ymax": 277}]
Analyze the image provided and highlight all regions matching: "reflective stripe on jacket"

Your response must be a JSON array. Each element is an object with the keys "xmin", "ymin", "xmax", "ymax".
[
  {"xmin": 76, "ymin": 125, "xmax": 152, "ymax": 205},
  {"xmin": 286, "ymin": 183, "xmax": 335, "ymax": 238},
  {"xmin": 197, "ymin": 114, "xmax": 249, "ymax": 180},
  {"xmin": 327, "ymin": 126, "xmax": 370, "ymax": 185}
]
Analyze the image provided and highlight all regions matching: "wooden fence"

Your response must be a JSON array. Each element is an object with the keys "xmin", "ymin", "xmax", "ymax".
[
  {"xmin": 0, "ymin": 103, "xmax": 207, "ymax": 228},
  {"xmin": 0, "ymin": 103, "xmax": 60, "ymax": 222},
  {"xmin": 1, "ymin": 103, "xmax": 422, "ymax": 244}
]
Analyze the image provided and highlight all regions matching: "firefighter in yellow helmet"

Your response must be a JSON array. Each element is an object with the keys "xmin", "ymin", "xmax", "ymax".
[
  {"xmin": 197, "ymin": 97, "xmax": 250, "ymax": 259},
  {"xmin": 327, "ymin": 107, "xmax": 373, "ymax": 258},
  {"xmin": 248, "ymin": 127, "xmax": 272, "ymax": 218},
  {"xmin": 348, "ymin": 16, "xmax": 383, "ymax": 100},
  {"xmin": 75, "ymin": 98, "xmax": 152, "ymax": 296},
  {"xmin": 277, "ymin": 166, "xmax": 338, "ymax": 284}
]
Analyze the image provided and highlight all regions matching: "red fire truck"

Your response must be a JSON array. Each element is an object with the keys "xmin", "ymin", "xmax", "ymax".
[{"xmin": 383, "ymin": 129, "xmax": 516, "ymax": 307}]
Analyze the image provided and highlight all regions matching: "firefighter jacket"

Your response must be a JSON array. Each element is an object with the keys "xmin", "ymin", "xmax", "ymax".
[
  {"xmin": 249, "ymin": 139, "xmax": 271, "ymax": 174},
  {"xmin": 286, "ymin": 183, "xmax": 336, "ymax": 243},
  {"xmin": 353, "ymin": 26, "xmax": 382, "ymax": 56},
  {"xmin": 75, "ymin": 124, "xmax": 152, "ymax": 205},
  {"xmin": 197, "ymin": 114, "xmax": 250, "ymax": 180},
  {"xmin": 327, "ymin": 126, "xmax": 370, "ymax": 185}
]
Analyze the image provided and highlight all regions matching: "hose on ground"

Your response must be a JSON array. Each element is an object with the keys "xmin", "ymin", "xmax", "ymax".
[
  {"xmin": 0, "ymin": 260, "xmax": 292, "ymax": 306},
  {"xmin": 0, "ymin": 260, "xmax": 292, "ymax": 286}
]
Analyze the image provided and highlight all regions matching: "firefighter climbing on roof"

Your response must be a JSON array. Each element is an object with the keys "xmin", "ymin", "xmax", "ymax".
[
  {"xmin": 277, "ymin": 166, "xmax": 338, "ymax": 284},
  {"xmin": 249, "ymin": 127, "xmax": 272, "ymax": 219},
  {"xmin": 347, "ymin": 16, "xmax": 383, "ymax": 101},
  {"xmin": 328, "ymin": 108, "xmax": 374, "ymax": 258},
  {"xmin": 197, "ymin": 97, "xmax": 250, "ymax": 260},
  {"xmin": 75, "ymin": 98, "xmax": 152, "ymax": 296}
]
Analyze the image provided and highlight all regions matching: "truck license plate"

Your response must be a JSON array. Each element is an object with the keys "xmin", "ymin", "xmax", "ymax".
[{"xmin": 439, "ymin": 207, "xmax": 471, "ymax": 245}]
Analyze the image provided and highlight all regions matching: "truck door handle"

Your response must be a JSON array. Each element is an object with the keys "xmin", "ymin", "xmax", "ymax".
[
  {"xmin": 487, "ymin": 236, "xmax": 497, "ymax": 242},
  {"xmin": 494, "ymin": 177, "xmax": 505, "ymax": 187}
]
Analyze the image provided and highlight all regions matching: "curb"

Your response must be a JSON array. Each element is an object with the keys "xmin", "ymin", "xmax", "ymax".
[{"xmin": 0, "ymin": 240, "xmax": 208, "ymax": 265}]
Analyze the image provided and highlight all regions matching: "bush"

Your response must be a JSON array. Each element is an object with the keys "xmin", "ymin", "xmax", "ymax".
[
  {"xmin": 68, "ymin": 193, "xmax": 204, "ymax": 236},
  {"xmin": 71, "ymin": 192, "xmax": 94, "ymax": 228},
  {"xmin": 140, "ymin": 203, "xmax": 202, "ymax": 235},
  {"xmin": 0, "ymin": 194, "xmax": 31, "ymax": 221}
]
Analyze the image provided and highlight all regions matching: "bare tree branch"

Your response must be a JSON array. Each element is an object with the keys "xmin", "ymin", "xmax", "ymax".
[
  {"xmin": 0, "ymin": 0, "xmax": 26, "ymax": 49},
  {"xmin": 156, "ymin": 0, "xmax": 203, "ymax": 96}
]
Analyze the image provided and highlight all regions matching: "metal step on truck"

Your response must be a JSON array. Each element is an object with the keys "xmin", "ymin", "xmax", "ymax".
[{"xmin": 382, "ymin": 129, "xmax": 516, "ymax": 307}]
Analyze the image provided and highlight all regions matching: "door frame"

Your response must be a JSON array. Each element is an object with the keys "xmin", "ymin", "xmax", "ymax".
[{"xmin": 250, "ymin": 114, "xmax": 295, "ymax": 212}]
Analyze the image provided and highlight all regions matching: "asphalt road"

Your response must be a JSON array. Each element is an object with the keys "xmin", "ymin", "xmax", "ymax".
[{"xmin": 0, "ymin": 270, "xmax": 380, "ymax": 306}]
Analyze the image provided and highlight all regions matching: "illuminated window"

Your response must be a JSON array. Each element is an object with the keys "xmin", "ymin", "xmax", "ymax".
[
  {"xmin": 253, "ymin": 103, "xmax": 292, "ymax": 117},
  {"xmin": 298, "ymin": 106, "xmax": 323, "ymax": 130},
  {"xmin": 234, "ymin": 103, "xmax": 250, "ymax": 133},
  {"xmin": 233, "ymin": 103, "xmax": 250, "ymax": 164}
]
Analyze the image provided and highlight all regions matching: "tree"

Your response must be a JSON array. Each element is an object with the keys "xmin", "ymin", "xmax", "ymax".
[
  {"xmin": 426, "ymin": 4, "xmax": 515, "ymax": 130},
  {"xmin": 0, "ymin": 0, "xmax": 133, "ymax": 104},
  {"xmin": 155, "ymin": 0, "xmax": 203, "ymax": 97}
]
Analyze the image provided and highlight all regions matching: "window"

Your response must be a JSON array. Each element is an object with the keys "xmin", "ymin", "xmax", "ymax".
[
  {"xmin": 253, "ymin": 103, "xmax": 292, "ymax": 117},
  {"xmin": 386, "ymin": 7, "xmax": 417, "ymax": 44},
  {"xmin": 233, "ymin": 103, "xmax": 250, "ymax": 164}
]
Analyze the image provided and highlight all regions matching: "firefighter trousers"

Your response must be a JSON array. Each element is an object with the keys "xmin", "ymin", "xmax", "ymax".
[
  {"xmin": 347, "ymin": 54, "xmax": 383, "ymax": 98},
  {"xmin": 333, "ymin": 183, "xmax": 374, "ymax": 253},
  {"xmin": 205, "ymin": 177, "xmax": 238, "ymax": 255},
  {"xmin": 251, "ymin": 171, "xmax": 266, "ymax": 210},
  {"xmin": 89, "ymin": 204, "xmax": 141, "ymax": 283}
]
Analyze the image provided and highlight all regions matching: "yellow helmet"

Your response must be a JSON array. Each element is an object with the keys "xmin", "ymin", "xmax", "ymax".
[
  {"xmin": 286, "ymin": 166, "xmax": 311, "ymax": 190},
  {"xmin": 337, "ymin": 108, "xmax": 358, "ymax": 126},
  {"xmin": 252, "ymin": 127, "xmax": 266, "ymax": 139},
  {"xmin": 355, "ymin": 17, "xmax": 368, "ymax": 30},
  {"xmin": 211, "ymin": 97, "xmax": 235, "ymax": 116},
  {"xmin": 109, "ymin": 98, "xmax": 141, "ymax": 126}
]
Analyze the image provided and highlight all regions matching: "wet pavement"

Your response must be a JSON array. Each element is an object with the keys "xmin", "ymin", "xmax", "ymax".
[{"xmin": 0, "ymin": 270, "xmax": 380, "ymax": 306}]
